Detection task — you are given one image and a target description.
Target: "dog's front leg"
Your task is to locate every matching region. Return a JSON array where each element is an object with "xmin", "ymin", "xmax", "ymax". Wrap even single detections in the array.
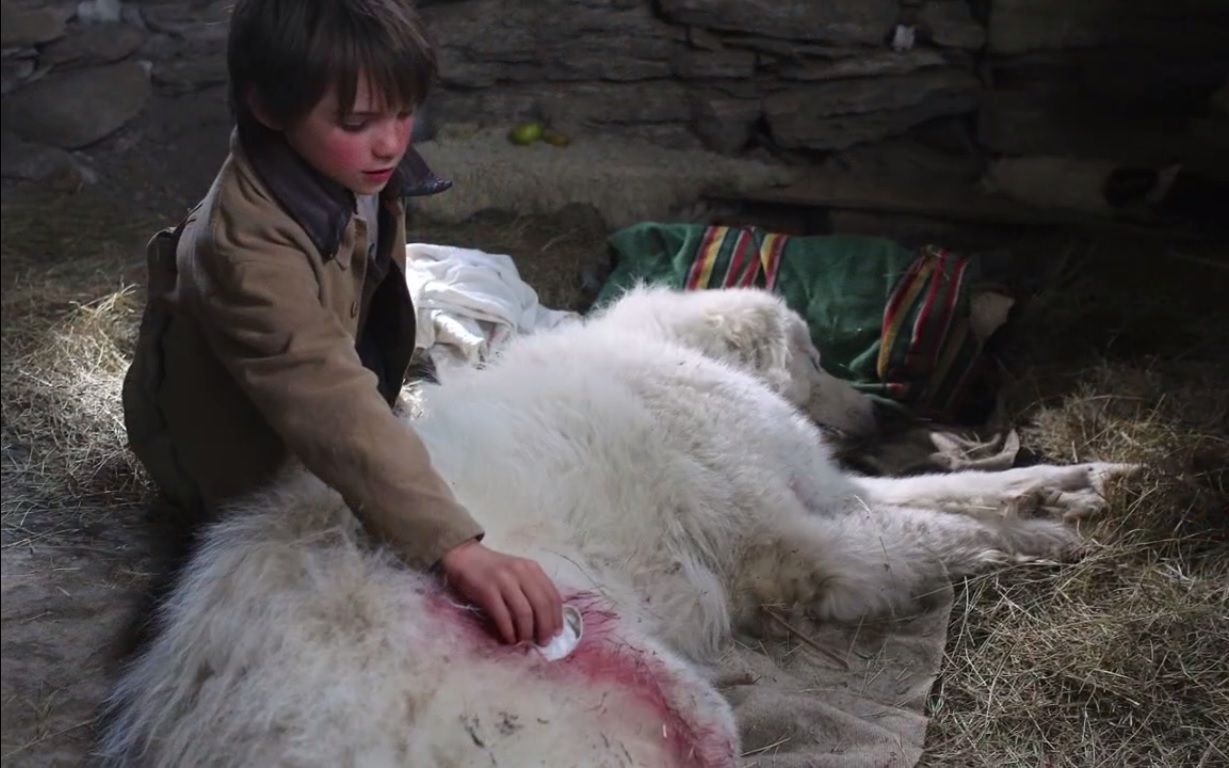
[{"xmin": 852, "ymin": 462, "xmax": 1140, "ymax": 520}]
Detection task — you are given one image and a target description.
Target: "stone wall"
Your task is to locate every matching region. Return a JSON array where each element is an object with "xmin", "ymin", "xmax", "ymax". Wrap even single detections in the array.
[
  {"xmin": 420, "ymin": 0, "xmax": 985, "ymax": 154},
  {"xmin": 2, "ymin": 0, "xmax": 232, "ymax": 185},
  {"xmin": 3, "ymin": 0, "xmax": 1227, "ymax": 191}
]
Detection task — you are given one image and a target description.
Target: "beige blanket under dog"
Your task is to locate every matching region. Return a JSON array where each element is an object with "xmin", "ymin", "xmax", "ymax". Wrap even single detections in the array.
[
  {"xmin": 719, "ymin": 420, "xmax": 1019, "ymax": 767},
  {"xmin": 721, "ymin": 587, "xmax": 953, "ymax": 768}
]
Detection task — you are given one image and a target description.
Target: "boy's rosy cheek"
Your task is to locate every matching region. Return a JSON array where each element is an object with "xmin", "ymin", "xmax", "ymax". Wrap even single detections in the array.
[{"xmin": 321, "ymin": 134, "xmax": 369, "ymax": 171}]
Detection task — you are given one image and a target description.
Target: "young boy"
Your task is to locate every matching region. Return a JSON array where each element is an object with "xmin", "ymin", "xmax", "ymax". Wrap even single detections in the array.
[{"xmin": 121, "ymin": 0, "xmax": 563, "ymax": 648}]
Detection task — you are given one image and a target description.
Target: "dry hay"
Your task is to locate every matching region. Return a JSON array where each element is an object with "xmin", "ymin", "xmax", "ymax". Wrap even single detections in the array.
[
  {"xmin": 921, "ymin": 237, "xmax": 1229, "ymax": 767},
  {"xmin": 925, "ymin": 363, "xmax": 1229, "ymax": 767},
  {"xmin": 1, "ymin": 194, "xmax": 158, "ymax": 546}
]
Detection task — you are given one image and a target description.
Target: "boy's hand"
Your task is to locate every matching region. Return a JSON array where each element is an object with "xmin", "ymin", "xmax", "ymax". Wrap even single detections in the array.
[{"xmin": 438, "ymin": 539, "xmax": 564, "ymax": 646}]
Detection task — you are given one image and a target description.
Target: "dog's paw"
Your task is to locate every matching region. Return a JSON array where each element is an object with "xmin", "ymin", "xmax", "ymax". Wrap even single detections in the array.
[
  {"xmin": 995, "ymin": 517, "xmax": 1088, "ymax": 561},
  {"xmin": 1051, "ymin": 461, "xmax": 1142, "ymax": 491},
  {"xmin": 1085, "ymin": 461, "xmax": 1144, "ymax": 491},
  {"xmin": 1007, "ymin": 485, "xmax": 1102, "ymax": 522},
  {"xmin": 1012, "ymin": 462, "xmax": 1142, "ymax": 521},
  {"xmin": 1063, "ymin": 462, "xmax": 1142, "ymax": 520}
]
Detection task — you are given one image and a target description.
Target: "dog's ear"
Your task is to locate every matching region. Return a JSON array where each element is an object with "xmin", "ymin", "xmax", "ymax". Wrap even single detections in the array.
[
  {"xmin": 784, "ymin": 314, "xmax": 821, "ymax": 368},
  {"xmin": 700, "ymin": 301, "xmax": 793, "ymax": 380}
]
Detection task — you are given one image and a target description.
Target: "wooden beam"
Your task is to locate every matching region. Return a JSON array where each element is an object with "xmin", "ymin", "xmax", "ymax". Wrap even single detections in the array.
[{"xmin": 704, "ymin": 170, "xmax": 1208, "ymax": 240}]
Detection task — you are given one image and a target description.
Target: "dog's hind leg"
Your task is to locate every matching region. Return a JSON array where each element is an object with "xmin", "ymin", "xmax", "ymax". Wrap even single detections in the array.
[{"xmin": 731, "ymin": 500, "xmax": 1082, "ymax": 633}]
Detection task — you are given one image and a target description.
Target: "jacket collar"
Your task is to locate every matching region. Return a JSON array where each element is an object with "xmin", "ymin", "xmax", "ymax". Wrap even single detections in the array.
[{"xmin": 234, "ymin": 124, "xmax": 452, "ymax": 258}]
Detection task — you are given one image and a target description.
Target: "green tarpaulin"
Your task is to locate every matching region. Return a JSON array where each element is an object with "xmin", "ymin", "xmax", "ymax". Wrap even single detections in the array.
[{"xmin": 593, "ymin": 221, "xmax": 1004, "ymax": 424}]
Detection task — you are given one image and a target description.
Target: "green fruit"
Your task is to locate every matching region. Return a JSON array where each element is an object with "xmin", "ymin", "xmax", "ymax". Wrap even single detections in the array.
[{"xmin": 508, "ymin": 122, "xmax": 544, "ymax": 145}]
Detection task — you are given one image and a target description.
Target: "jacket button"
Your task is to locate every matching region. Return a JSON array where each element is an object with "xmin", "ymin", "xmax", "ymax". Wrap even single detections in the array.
[{"xmin": 350, "ymin": 301, "xmax": 359, "ymax": 317}]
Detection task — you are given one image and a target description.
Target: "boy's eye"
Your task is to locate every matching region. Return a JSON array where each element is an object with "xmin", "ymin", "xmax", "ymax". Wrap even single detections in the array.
[{"xmin": 338, "ymin": 112, "xmax": 410, "ymax": 131}]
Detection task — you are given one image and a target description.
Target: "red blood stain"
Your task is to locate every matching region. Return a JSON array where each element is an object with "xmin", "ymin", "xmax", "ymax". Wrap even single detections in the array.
[{"xmin": 424, "ymin": 588, "xmax": 736, "ymax": 768}]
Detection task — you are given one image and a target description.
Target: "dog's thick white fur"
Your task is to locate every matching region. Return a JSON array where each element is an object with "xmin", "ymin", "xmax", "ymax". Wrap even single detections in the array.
[{"xmin": 96, "ymin": 285, "xmax": 1134, "ymax": 768}]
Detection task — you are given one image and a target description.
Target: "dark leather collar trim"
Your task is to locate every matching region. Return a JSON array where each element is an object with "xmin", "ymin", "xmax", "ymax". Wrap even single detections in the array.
[
  {"xmin": 399, "ymin": 146, "xmax": 454, "ymax": 198},
  {"xmin": 237, "ymin": 125, "xmax": 452, "ymax": 258}
]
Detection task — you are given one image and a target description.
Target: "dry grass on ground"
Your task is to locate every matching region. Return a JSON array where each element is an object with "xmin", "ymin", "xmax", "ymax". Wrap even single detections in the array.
[
  {"xmin": 921, "ymin": 238, "xmax": 1229, "ymax": 767},
  {"xmin": 1, "ymin": 194, "xmax": 161, "ymax": 546},
  {"xmin": 2, "ymin": 193, "xmax": 1225, "ymax": 766}
]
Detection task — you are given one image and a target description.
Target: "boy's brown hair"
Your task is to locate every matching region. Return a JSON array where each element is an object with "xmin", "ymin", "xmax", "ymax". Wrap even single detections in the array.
[{"xmin": 226, "ymin": 0, "xmax": 438, "ymax": 132}]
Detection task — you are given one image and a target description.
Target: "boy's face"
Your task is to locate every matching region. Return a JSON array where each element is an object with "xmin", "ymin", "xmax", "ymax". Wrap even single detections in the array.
[{"xmin": 277, "ymin": 75, "xmax": 415, "ymax": 197}]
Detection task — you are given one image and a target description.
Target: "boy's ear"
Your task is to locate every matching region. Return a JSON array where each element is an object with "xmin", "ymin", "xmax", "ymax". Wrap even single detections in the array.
[{"xmin": 246, "ymin": 86, "xmax": 282, "ymax": 131}]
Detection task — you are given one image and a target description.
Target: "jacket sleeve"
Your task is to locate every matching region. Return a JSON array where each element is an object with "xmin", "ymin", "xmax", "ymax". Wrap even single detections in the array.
[{"xmin": 187, "ymin": 231, "xmax": 484, "ymax": 571}]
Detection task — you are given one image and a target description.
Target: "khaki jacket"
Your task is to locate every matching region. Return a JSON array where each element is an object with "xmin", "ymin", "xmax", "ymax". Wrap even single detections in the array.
[{"xmin": 121, "ymin": 126, "xmax": 483, "ymax": 570}]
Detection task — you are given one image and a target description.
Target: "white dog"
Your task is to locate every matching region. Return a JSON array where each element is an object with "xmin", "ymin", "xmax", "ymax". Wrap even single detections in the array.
[{"xmin": 96, "ymin": 285, "xmax": 1133, "ymax": 768}]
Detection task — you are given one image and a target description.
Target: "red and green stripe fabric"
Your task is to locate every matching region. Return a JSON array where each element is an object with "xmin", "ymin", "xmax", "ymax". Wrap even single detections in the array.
[{"xmin": 593, "ymin": 222, "xmax": 1002, "ymax": 424}]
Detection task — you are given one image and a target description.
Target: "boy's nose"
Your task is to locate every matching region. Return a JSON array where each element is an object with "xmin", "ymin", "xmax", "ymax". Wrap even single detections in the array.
[{"xmin": 373, "ymin": 125, "xmax": 401, "ymax": 158}]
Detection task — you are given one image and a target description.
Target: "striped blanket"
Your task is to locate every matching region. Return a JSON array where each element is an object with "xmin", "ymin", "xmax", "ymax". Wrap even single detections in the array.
[{"xmin": 593, "ymin": 222, "xmax": 1007, "ymax": 424}]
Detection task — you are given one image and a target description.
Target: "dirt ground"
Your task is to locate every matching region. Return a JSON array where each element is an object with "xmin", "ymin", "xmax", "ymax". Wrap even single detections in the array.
[{"xmin": 2, "ymin": 88, "xmax": 1227, "ymax": 767}]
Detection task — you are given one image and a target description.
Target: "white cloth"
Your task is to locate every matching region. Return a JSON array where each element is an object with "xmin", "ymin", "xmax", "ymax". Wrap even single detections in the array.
[
  {"xmin": 532, "ymin": 605, "xmax": 584, "ymax": 662},
  {"xmin": 403, "ymin": 243, "xmax": 580, "ymax": 368}
]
